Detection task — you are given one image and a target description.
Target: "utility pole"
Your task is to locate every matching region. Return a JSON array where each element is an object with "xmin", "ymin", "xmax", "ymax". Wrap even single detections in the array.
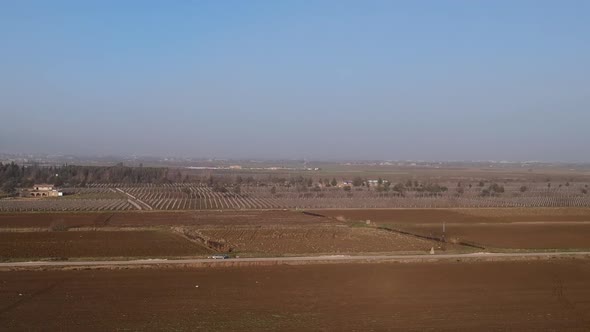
[{"xmin": 441, "ymin": 221, "xmax": 446, "ymax": 251}]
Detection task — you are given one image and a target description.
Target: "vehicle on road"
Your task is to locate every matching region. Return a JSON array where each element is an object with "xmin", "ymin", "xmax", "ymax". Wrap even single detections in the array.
[{"xmin": 209, "ymin": 255, "xmax": 230, "ymax": 259}]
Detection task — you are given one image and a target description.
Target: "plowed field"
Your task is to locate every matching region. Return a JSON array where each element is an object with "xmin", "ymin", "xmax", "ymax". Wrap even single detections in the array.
[
  {"xmin": 1, "ymin": 260, "xmax": 589, "ymax": 330},
  {"xmin": 313, "ymin": 208, "xmax": 590, "ymax": 223},
  {"xmin": 199, "ymin": 225, "xmax": 450, "ymax": 255},
  {"xmin": 314, "ymin": 208, "xmax": 590, "ymax": 249},
  {"xmin": 0, "ymin": 210, "xmax": 328, "ymax": 229},
  {"xmin": 0, "ymin": 231, "xmax": 210, "ymax": 260}
]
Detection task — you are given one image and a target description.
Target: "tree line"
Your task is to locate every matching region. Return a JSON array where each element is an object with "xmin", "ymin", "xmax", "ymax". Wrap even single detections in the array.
[{"xmin": 0, "ymin": 162, "xmax": 172, "ymax": 194}]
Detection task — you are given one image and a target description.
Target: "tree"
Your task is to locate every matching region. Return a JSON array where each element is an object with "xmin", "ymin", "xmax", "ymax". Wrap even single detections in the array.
[
  {"xmin": 53, "ymin": 176, "xmax": 64, "ymax": 187},
  {"xmin": 520, "ymin": 186, "xmax": 528, "ymax": 193},
  {"xmin": 177, "ymin": 170, "xmax": 184, "ymax": 182},
  {"xmin": 270, "ymin": 186, "xmax": 277, "ymax": 195},
  {"xmin": 233, "ymin": 185, "xmax": 241, "ymax": 195},
  {"xmin": 378, "ymin": 178, "xmax": 383, "ymax": 185},
  {"xmin": 212, "ymin": 183, "xmax": 228, "ymax": 193},
  {"xmin": 392, "ymin": 183, "xmax": 405, "ymax": 193},
  {"xmin": 488, "ymin": 183, "xmax": 504, "ymax": 195},
  {"xmin": 330, "ymin": 178, "xmax": 337, "ymax": 187},
  {"xmin": 352, "ymin": 177, "xmax": 363, "ymax": 187},
  {"xmin": 1, "ymin": 179, "xmax": 17, "ymax": 194},
  {"xmin": 383, "ymin": 182, "xmax": 391, "ymax": 192},
  {"xmin": 296, "ymin": 184, "xmax": 308, "ymax": 193}
]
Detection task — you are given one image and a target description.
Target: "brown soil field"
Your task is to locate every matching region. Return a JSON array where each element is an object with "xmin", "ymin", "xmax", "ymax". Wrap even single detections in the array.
[
  {"xmin": 396, "ymin": 223, "xmax": 590, "ymax": 249},
  {"xmin": 198, "ymin": 225, "xmax": 454, "ymax": 255},
  {"xmin": 3, "ymin": 208, "xmax": 590, "ymax": 230},
  {"xmin": 0, "ymin": 210, "xmax": 460, "ymax": 259},
  {"xmin": 313, "ymin": 208, "xmax": 590, "ymax": 250},
  {"xmin": 1, "ymin": 260, "xmax": 589, "ymax": 330},
  {"xmin": 313, "ymin": 208, "xmax": 590, "ymax": 224},
  {"xmin": 3, "ymin": 209, "xmax": 590, "ymax": 254},
  {"xmin": 0, "ymin": 210, "xmax": 329, "ymax": 229},
  {"xmin": 0, "ymin": 231, "xmax": 210, "ymax": 260}
]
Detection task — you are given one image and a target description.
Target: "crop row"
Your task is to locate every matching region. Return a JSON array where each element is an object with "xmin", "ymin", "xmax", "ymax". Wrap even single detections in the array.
[
  {"xmin": 0, "ymin": 199, "xmax": 134, "ymax": 212},
  {"xmin": 2, "ymin": 183, "xmax": 589, "ymax": 211}
]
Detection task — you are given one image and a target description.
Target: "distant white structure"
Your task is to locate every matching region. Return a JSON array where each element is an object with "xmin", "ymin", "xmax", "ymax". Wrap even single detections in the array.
[{"xmin": 367, "ymin": 179, "xmax": 389, "ymax": 187}]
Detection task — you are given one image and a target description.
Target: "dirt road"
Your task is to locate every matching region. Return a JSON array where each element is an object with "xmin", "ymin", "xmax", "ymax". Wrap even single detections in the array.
[{"xmin": 2, "ymin": 251, "xmax": 589, "ymax": 268}]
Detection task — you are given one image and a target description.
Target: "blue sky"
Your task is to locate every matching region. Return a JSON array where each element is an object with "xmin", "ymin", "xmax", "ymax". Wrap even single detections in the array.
[{"xmin": 1, "ymin": 1, "xmax": 589, "ymax": 161}]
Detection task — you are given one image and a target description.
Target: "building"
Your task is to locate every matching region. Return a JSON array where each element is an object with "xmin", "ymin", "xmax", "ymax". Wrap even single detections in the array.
[
  {"xmin": 25, "ymin": 184, "xmax": 63, "ymax": 197},
  {"xmin": 338, "ymin": 180, "xmax": 353, "ymax": 188},
  {"xmin": 366, "ymin": 179, "xmax": 390, "ymax": 187},
  {"xmin": 33, "ymin": 184, "xmax": 54, "ymax": 191}
]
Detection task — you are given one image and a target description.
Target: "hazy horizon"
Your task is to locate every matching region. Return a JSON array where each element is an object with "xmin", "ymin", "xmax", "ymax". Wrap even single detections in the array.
[{"xmin": 1, "ymin": 1, "xmax": 589, "ymax": 162}]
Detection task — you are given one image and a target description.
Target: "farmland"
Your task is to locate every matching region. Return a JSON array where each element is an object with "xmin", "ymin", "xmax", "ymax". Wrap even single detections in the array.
[
  {"xmin": 196, "ymin": 224, "xmax": 455, "ymax": 255},
  {"xmin": 0, "ymin": 210, "xmax": 461, "ymax": 261},
  {"xmin": 1, "ymin": 207, "xmax": 590, "ymax": 330},
  {"xmin": 1, "ymin": 259, "xmax": 590, "ymax": 330},
  {"xmin": 2, "ymin": 163, "xmax": 590, "ymax": 212},
  {"xmin": 0, "ymin": 210, "xmax": 330, "ymax": 229},
  {"xmin": 3, "ymin": 208, "xmax": 590, "ymax": 261},
  {"xmin": 0, "ymin": 230, "xmax": 210, "ymax": 261},
  {"xmin": 314, "ymin": 208, "xmax": 590, "ymax": 250},
  {"xmin": 1, "ymin": 180, "xmax": 590, "ymax": 212}
]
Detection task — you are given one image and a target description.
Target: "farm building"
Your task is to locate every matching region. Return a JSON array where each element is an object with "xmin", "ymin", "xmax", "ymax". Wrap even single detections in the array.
[
  {"xmin": 33, "ymin": 184, "xmax": 54, "ymax": 191},
  {"xmin": 338, "ymin": 180, "xmax": 354, "ymax": 187},
  {"xmin": 24, "ymin": 184, "xmax": 63, "ymax": 197},
  {"xmin": 367, "ymin": 179, "xmax": 389, "ymax": 187}
]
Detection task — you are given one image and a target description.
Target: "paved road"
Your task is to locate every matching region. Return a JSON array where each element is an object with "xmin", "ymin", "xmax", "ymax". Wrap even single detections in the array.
[{"xmin": 1, "ymin": 251, "xmax": 589, "ymax": 268}]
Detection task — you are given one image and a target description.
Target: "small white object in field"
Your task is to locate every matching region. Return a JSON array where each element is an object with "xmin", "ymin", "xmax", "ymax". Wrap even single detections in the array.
[
  {"xmin": 195, "ymin": 285, "xmax": 199, "ymax": 288},
  {"xmin": 18, "ymin": 293, "xmax": 23, "ymax": 296},
  {"xmin": 430, "ymin": 247, "xmax": 435, "ymax": 255}
]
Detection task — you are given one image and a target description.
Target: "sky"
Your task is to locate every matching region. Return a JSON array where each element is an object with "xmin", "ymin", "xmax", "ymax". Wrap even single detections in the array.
[{"xmin": 1, "ymin": 1, "xmax": 589, "ymax": 161}]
